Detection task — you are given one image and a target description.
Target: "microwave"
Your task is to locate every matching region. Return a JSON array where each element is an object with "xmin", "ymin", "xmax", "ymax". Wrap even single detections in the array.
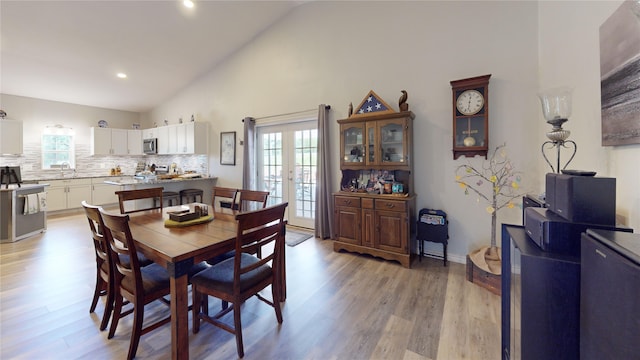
[{"xmin": 143, "ymin": 138, "xmax": 157, "ymax": 154}]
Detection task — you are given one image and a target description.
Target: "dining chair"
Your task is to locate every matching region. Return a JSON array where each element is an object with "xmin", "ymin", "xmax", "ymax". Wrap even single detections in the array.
[
  {"xmin": 191, "ymin": 202, "xmax": 288, "ymax": 358},
  {"xmin": 115, "ymin": 187, "xmax": 164, "ymax": 214},
  {"xmin": 211, "ymin": 186, "xmax": 239, "ymax": 212},
  {"xmin": 82, "ymin": 201, "xmax": 154, "ymax": 332},
  {"xmin": 99, "ymin": 208, "xmax": 172, "ymax": 360},
  {"xmin": 83, "ymin": 201, "xmax": 116, "ymax": 331},
  {"xmin": 238, "ymin": 189, "xmax": 269, "ymax": 212}
]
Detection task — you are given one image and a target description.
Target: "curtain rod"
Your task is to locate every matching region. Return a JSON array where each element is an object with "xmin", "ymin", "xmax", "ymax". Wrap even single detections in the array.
[{"xmin": 243, "ymin": 105, "xmax": 330, "ymax": 122}]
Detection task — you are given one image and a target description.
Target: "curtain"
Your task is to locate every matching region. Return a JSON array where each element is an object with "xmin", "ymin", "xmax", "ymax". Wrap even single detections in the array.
[
  {"xmin": 315, "ymin": 104, "xmax": 334, "ymax": 239},
  {"xmin": 242, "ymin": 117, "xmax": 256, "ymax": 191}
]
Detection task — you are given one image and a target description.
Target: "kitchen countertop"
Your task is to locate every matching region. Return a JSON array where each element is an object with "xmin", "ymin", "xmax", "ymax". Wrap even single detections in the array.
[{"xmin": 104, "ymin": 176, "xmax": 218, "ymax": 186}]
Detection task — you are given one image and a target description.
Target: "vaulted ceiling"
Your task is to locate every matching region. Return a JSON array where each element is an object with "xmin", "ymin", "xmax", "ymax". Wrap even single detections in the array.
[{"xmin": 1, "ymin": 1, "xmax": 300, "ymax": 112}]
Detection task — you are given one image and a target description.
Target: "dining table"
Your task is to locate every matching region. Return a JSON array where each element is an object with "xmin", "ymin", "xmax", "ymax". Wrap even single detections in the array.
[{"xmin": 124, "ymin": 202, "xmax": 287, "ymax": 360}]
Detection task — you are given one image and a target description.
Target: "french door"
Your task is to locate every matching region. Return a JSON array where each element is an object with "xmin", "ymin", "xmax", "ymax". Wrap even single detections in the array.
[{"xmin": 257, "ymin": 121, "xmax": 317, "ymax": 229}]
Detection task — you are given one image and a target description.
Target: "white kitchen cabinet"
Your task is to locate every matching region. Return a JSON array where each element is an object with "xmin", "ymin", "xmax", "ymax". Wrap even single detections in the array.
[
  {"xmin": 157, "ymin": 126, "xmax": 170, "ymax": 154},
  {"xmin": 40, "ymin": 178, "xmax": 92, "ymax": 211},
  {"xmin": 91, "ymin": 128, "xmax": 139, "ymax": 155},
  {"xmin": 172, "ymin": 122, "xmax": 207, "ymax": 154},
  {"xmin": 183, "ymin": 122, "xmax": 208, "ymax": 154},
  {"xmin": 91, "ymin": 177, "xmax": 122, "ymax": 205},
  {"xmin": 0, "ymin": 119, "xmax": 24, "ymax": 155},
  {"xmin": 111, "ymin": 129, "xmax": 128, "ymax": 155},
  {"xmin": 127, "ymin": 130, "xmax": 143, "ymax": 155},
  {"xmin": 91, "ymin": 127, "xmax": 112, "ymax": 155},
  {"xmin": 142, "ymin": 128, "xmax": 157, "ymax": 140}
]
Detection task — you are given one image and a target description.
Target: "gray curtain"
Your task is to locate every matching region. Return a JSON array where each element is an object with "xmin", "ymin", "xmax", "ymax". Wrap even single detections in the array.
[
  {"xmin": 315, "ymin": 104, "xmax": 334, "ymax": 239},
  {"xmin": 242, "ymin": 117, "xmax": 256, "ymax": 190}
]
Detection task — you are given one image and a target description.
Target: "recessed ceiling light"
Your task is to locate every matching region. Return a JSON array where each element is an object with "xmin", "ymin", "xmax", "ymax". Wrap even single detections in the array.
[
  {"xmin": 183, "ymin": 0, "xmax": 194, "ymax": 9},
  {"xmin": 117, "ymin": 73, "xmax": 127, "ymax": 79}
]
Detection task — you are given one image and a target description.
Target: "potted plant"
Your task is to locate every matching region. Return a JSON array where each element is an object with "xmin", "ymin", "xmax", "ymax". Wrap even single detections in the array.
[{"xmin": 455, "ymin": 143, "xmax": 526, "ymax": 285}]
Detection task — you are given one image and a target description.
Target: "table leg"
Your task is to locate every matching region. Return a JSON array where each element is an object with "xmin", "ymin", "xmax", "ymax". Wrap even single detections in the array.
[{"xmin": 170, "ymin": 273, "xmax": 189, "ymax": 360}]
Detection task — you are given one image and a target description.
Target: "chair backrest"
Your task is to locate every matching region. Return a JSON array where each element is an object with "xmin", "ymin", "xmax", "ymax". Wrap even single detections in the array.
[
  {"xmin": 238, "ymin": 190, "xmax": 269, "ymax": 212},
  {"xmin": 115, "ymin": 187, "xmax": 163, "ymax": 214},
  {"xmin": 82, "ymin": 201, "xmax": 110, "ymax": 276},
  {"xmin": 98, "ymin": 209, "xmax": 143, "ymax": 298},
  {"xmin": 233, "ymin": 202, "xmax": 288, "ymax": 291},
  {"xmin": 212, "ymin": 187, "xmax": 238, "ymax": 211}
]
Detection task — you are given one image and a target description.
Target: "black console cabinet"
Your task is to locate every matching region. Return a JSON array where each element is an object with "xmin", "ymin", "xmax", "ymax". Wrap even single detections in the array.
[{"xmin": 501, "ymin": 224, "xmax": 581, "ymax": 360}]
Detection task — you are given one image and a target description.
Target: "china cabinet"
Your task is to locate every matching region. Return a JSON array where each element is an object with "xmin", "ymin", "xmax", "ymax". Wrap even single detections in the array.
[{"xmin": 333, "ymin": 91, "xmax": 415, "ymax": 268}]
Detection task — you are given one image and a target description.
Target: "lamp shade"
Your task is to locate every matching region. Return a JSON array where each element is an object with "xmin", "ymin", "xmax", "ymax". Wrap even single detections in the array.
[{"xmin": 538, "ymin": 87, "xmax": 573, "ymax": 121}]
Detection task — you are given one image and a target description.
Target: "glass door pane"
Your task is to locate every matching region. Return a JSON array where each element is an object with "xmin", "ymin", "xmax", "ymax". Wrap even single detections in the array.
[{"xmin": 257, "ymin": 121, "xmax": 316, "ymax": 229}]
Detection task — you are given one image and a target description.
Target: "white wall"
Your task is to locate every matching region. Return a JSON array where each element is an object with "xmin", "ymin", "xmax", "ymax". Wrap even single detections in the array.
[
  {"xmin": 538, "ymin": 0, "xmax": 639, "ymax": 231},
  {"xmin": 149, "ymin": 1, "xmax": 541, "ymax": 261}
]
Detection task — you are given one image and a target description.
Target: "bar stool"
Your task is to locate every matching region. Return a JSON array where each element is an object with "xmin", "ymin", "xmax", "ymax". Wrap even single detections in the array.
[
  {"xmin": 180, "ymin": 188, "xmax": 204, "ymax": 204},
  {"xmin": 155, "ymin": 191, "xmax": 180, "ymax": 207}
]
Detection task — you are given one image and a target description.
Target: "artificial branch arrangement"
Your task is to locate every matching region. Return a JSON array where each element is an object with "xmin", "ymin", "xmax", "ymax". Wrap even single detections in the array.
[{"xmin": 455, "ymin": 143, "xmax": 526, "ymax": 273}]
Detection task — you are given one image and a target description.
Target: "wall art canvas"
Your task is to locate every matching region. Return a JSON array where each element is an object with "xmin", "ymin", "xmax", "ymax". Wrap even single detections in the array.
[{"xmin": 600, "ymin": 0, "xmax": 640, "ymax": 146}]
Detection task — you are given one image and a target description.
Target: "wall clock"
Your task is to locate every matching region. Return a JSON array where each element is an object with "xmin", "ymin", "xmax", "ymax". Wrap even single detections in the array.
[{"xmin": 450, "ymin": 74, "xmax": 491, "ymax": 159}]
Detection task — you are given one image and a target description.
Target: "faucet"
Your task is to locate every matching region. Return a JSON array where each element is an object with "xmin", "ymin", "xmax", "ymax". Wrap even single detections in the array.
[{"xmin": 60, "ymin": 162, "xmax": 70, "ymax": 176}]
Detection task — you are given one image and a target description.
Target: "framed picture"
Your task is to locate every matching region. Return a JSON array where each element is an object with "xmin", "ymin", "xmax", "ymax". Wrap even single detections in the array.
[
  {"xmin": 600, "ymin": 1, "xmax": 640, "ymax": 146},
  {"xmin": 220, "ymin": 131, "xmax": 236, "ymax": 165}
]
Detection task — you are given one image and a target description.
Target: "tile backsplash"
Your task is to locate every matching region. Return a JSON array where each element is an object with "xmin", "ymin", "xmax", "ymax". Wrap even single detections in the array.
[{"xmin": 0, "ymin": 143, "xmax": 209, "ymax": 180}]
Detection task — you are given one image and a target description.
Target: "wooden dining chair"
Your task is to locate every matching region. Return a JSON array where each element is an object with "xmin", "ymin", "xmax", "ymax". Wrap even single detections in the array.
[
  {"xmin": 82, "ymin": 201, "xmax": 115, "ymax": 331},
  {"xmin": 115, "ymin": 187, "xmax": 164, "ymax": 214},
  {"xmin": 99, "ymin": 208, "xmax": 172, "ymax": 360},
  {"xmin": 83, "ymin": 201, "xmax": 155, "ymax": 332},
  {"xmin": 191, "ymin": 202, "xmax": 288, "ymax": 358},
  {"xmin": 238, "ymin": 189, "xmax": 269, "ymax": 212},
  {"xmin": 211, "ymin": 186, "xmax": 239, "ymax": 212}
]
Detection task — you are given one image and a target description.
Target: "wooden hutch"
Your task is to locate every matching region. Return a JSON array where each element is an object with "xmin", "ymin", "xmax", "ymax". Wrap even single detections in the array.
[{"xmin": 333, "ymin": 90, "xmax": 416, "ymax": 268}]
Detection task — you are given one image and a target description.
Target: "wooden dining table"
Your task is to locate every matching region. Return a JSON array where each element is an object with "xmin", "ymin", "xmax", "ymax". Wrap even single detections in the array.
[{"xmin": 124, "ymin": 202, "xmax": 286, "ymax": 360}]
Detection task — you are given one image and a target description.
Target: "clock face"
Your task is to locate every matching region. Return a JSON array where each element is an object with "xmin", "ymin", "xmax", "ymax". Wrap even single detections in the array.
[{"xmin": 456, "ymin": 89, "xmax": 485, "ymax": 116}]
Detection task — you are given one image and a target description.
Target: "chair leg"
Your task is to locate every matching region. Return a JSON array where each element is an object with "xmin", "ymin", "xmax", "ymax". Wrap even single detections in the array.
[
  {"xmin": 90, "ymin": 272, "xmax": 103, "ymax": 313},
  {"xmin": 127, "ymin": 299, "xmax": 144, "ymax": 360},
  {"xmin": 233, "ymin": 303, "xmax": 244, "ymax": 358},
  {"xmin": 108, "ymin": 295, "xmax": 123, "ymax": 339},
  {"xmin": 100, "ymin": 280, "xmax": 114, "ymax": 331},
  {"xmin": 272, "ymin": 285, "xmax": 283, "ymax": 324}
]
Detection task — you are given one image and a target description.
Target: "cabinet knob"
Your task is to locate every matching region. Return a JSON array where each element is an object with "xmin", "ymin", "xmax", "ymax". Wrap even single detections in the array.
[{"xmin": 386, "ymin": 203, "xmax": 395, "ymax": 208}]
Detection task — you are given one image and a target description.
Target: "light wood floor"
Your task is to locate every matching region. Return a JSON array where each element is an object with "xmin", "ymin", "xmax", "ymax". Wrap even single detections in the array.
[{"xmin": 0, "ymin": 213, "xmax": 500, "ymax": 360}]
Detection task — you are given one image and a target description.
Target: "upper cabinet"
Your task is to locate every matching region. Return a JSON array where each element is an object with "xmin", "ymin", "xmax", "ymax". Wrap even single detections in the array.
[
  {"xmin": 0, "ymin": 119, "xmax": 23, "ymax": 155},
  {"xmin": 127, "ymin": 130, "xmax": 143, "ymax": 155},
  {"xmin": 160, "ymin": 122, "xmax": 208, "ymax": 155},
  {"xmin": 91, "ymin": 128, "xmax": 142, "ymax": 155},
  {"xmin": 91, "ymin": 122, "xmax": 207, "ymax": 156},
  {"xmin": 339, "ymin": 111, "xmax": 413, "ymax": 171}
]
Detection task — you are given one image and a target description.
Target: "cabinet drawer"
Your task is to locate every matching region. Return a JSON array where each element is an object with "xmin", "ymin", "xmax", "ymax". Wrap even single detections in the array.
[
  {"xmin": 335, "ymin": 196, "xmax": 360, "ymax": 208},
  {"xmin": 362, "ymin": 198, "xmax": 374, "ymax": 209},
  {"xmin": 375, "ymin": 199, "xmax": 406, "ymax": 212}
]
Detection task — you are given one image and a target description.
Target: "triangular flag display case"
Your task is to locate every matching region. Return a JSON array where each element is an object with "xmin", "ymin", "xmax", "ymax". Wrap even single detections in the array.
[{"xmin": 333, "ymin": 90, "xmax": 416, "ymax": 268}]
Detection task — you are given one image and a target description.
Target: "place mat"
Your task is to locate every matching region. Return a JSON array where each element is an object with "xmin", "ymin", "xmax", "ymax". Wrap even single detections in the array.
[
  {"xmin": 286, "ymin": 229, "xmax": 314, "ymax": 247},
  {"xmin": 164, "ymin": 214, "xmax": 214, "ymax": 228}
]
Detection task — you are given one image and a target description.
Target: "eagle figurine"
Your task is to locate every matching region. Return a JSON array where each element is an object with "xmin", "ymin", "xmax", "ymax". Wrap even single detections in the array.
[{"xmin": 399, "ymin": 90, "xmax": 409, "ymax": 111}]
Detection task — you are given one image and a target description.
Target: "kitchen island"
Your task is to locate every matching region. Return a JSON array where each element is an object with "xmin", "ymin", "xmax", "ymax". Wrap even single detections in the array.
[
  {"xmin": 104, "ymin": 175, "xmax": 218, "ymax": 212},
  {"xmin": 0, "ymin": 184, "xmax": 48, "ymax": 242}
]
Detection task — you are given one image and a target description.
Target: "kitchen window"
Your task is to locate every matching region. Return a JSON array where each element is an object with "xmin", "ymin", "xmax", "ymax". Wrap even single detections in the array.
[{"xmin": 41, "ymin": 125, "xmax": 75, "ymax": 169}]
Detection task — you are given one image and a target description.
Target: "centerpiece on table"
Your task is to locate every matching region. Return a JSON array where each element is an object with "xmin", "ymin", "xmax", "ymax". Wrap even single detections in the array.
[{"xmin": 454, "ymin": 143, "xmax": 526, "ymax": 294}]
